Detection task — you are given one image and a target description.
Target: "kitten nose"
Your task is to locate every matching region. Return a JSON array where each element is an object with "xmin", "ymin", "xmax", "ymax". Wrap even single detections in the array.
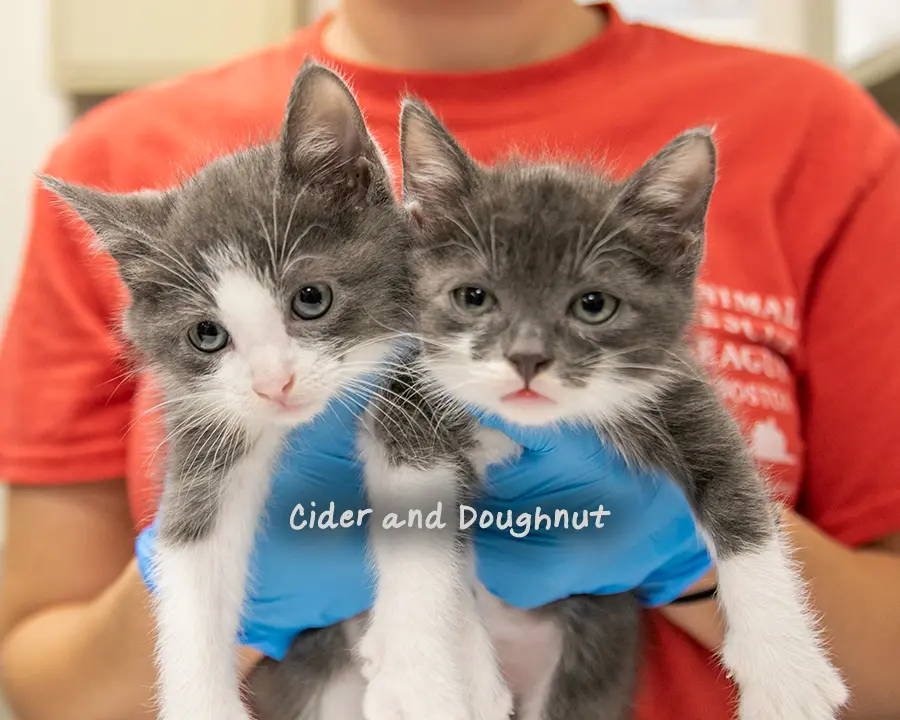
[
  {"xmin": 506, "ymin": 354, "xmax": 552, "ymax": 386},
  {"xmin": 253, "ymin": 374, "xmax": 295, "ymax": 401}
]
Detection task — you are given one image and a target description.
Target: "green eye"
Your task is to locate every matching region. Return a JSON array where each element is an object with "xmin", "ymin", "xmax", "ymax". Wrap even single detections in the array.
[
  {"xmin": 571, "ymin": 292, "xmax": 620, "ymax": 324},
  {"xmin": 188, "ymin": 321, "xmax": 229, "ymax": 353},
  {"xmin": 451, "ymin": 286, "xmax": 497, "ymax": 315}
]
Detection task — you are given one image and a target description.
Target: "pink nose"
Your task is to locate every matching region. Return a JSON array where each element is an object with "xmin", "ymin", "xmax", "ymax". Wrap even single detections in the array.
[{"xmin": 253, "ymin": 375, "xmax": 295, "ymax": 401}]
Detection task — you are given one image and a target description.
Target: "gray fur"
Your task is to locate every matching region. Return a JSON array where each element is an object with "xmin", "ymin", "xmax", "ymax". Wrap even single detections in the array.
[
  {"xmin": 44, "ymin": 62, "xmax": 418, "ymax": 718},
  {"xmin": 359, "ymin": 99, "xmax": 775, "ymax": 719},
  {"xmin": 540, "ymin": 593, "xmax": 642, "ymax": 720},
  {"xmin": 397, "ymin": 97, "xmax": 772, "ymax": 547},
  {"xmin": 368, "ymin": 355, "xmax": 481, "ymax": 472},
  {"xmin": 247, "ymin": 624, "xmax": 355, "ymax": 718},
  {"xmin": 42, "ymin": 61, "xmax": 414, "ymax": 548}
]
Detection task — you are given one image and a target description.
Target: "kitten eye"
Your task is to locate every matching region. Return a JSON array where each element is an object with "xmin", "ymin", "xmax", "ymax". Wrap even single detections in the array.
[
  {"xmin": 571, "ymin": 292, "xmax": 620, "ymax": 324},
  {"xmin": 451, "ymin": 286, "xmax": 497, "ymax": 315},
  {"xmin": 188, "ymin": 321, "xmax": 229, "ymax": 353},
  {"xmin": 291, "ymin": 283, "xmax": 333, "ymax": 320}
]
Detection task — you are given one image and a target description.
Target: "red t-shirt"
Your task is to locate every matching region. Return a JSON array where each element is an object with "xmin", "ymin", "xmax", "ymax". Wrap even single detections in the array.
[{"xmin": 3, "ymin": 4, "xmax": 900, "ymax": 718}]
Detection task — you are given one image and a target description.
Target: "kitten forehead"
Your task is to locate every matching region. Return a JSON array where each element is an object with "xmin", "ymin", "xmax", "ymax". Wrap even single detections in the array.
[{"xmin": 213, "ymin": 270, "xmax": 287, "ymax": 351}]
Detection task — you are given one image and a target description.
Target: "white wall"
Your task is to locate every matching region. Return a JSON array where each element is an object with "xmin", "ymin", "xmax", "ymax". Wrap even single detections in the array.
[
  {"xmin": 839, "ymin": 0, "xmax": 900, "ymax": 67},
  {"xmin": 0, "ymin": 0, "xmax": 72, "ymax": 543},
  {"xmin": 0, "ymin": 0, "xmax": 72, "ymax": 323},
  {"xmin": 310, "ymin": 0, "xmax": 336, "ymax": 18}
]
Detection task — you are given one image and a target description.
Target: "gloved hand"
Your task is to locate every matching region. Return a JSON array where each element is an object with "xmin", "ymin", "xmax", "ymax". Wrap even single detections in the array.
[
  {"xmin": 135, "ymin": 391, "xmax": 376, "ymax": 661},
  {"xmin": 470, "ymin": 414, "xmax": 712, "ymax": 609},
  {"xmin": 136, "ymin": 397, "xmax": 712, "ymax": 661}
]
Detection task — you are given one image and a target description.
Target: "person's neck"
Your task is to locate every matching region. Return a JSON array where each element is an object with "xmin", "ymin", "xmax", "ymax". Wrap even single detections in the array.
[{"xmin": 322, "ymin": 1, "xmax": 606, "ymax": 72}]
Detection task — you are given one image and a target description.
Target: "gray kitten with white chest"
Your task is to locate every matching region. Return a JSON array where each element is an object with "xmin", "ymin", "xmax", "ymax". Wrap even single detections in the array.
[
  {"xmin": 41, "ymin": 62, "xmax": 415, "ymax": 720},
  {"xmin": 351, "ymin": 102, "xmax": 851, "ymax": 720}
]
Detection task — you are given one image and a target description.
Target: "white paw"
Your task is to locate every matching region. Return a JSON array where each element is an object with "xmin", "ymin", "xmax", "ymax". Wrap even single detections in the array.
[
  {"xmin": 716, "ymin": 538, "xmax": 850, "ymax": 720},
  {"xmin": 728, "ymin": 646, "xmax": 849, "ymax": 720},
  {"xmin": 737, "ymin": 671, "xmax": 848, "ymax": 720},
  {"xmin": 363, "ymin": 666, "xmax": 470, "ymax": 720},
  {"xmin": 470, "ymin": 427, "xmax": 521, "ymax": 476},
  {"xmin": 464, "ymin": 619, "xmax": 513, "ymax": 720}
]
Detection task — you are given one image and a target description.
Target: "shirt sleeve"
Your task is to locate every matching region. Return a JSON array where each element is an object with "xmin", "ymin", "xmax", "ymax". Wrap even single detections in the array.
[
  {"xmin": 0, "ymin": 135, "xmax": 136, "ymax": 484},
  {"xmin": 796, "ymin": 80, "xmax": 900, "ymax": 547}
]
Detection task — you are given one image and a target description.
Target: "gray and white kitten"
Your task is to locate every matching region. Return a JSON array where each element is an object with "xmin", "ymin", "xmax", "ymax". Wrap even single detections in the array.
[
  {"xmin": 42, "ymin": 62, "xmax": 413, "ymax": 720},
  {"xmin": 248, "ymin": 104, "xmax": 850, "ymax": 720},
  {"xmin": 364, "ymin": 102, "xmax": 850, "ymax": 720}
]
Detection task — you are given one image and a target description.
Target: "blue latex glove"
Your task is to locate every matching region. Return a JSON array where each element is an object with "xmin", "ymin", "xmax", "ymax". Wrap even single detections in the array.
[
  {"xmin": 470, "ymin": 415, "xmax": 713, "ymax": 609},
  {"xmin": 136, "ymin": 392, "xmax": 376, "ymax": 660},
  {"xmin": 136, "ymin": 397, "xmax": 711, "ymax": 660}
]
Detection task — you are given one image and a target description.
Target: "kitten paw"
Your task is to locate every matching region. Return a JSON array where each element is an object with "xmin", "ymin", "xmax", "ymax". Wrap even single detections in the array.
[
  {"xmin": 363, "ymin": 666, "xmax": 470, "ymax": 720},
  {"xmin": 464, "ymin": 619, "xmax": 513, "ymax": 720},
  {"xmin": 729, "ymin": 648, "xmax": 849, "ymax": 720},
  {"xmin": 470, "ymin": 427, "xmax": 521, "ymax": 476},
  {"xmin": 738, "ymin": 674, "xmax": 848, "ymax": 720},
  {"xmin": 717, "ymin": 546, "xmax": 850, "ymax": 720}
]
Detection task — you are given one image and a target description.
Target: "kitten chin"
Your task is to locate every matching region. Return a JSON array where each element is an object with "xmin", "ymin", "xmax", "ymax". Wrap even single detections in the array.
[{"xmin": 422, "ymin": 350, "xmax": 661, "ymax": 428}]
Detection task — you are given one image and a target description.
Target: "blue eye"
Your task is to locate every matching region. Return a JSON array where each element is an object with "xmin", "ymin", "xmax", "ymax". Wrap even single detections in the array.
[
  {"xmin": 291, "ymin": 283, "xmax": 333, "ymax": 320},
  {"xmin": 188, "ymin": 321, "xmax": 229, "ymax": 353}
]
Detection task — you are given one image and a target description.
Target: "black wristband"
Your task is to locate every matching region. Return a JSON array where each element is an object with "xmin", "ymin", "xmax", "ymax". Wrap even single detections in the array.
[{"xmin": 669, "ymin": 585, "xmax": 718, "ymax": 604}]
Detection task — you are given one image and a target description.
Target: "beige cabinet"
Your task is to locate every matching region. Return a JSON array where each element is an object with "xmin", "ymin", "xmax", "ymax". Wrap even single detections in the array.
[{"xmin": 49, "ymin": 0, "xmax": 311, "ymax": 93}]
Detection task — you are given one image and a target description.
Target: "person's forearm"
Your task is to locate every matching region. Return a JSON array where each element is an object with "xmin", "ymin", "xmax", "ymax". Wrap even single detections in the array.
[
  {"xmin": 0, "ymin": 558, "xmax": 158, "ymax": 719},
  {"xmin": 659, "ymin": 509, "xmax": 900, "ymax": 719},
  {"xmin": 0, "ymin": 558, "xmax": 263, "ymax": 720}
]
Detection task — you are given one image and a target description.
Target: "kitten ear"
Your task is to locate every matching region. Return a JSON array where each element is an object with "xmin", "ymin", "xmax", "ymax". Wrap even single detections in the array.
[
  {"xmin": 618, "ymin": 128, "xmax": 716, "ymax": 266},
  {"xmin": 279, "ymin": 60, "xmax": 385, "ymax": 204},
  {"xmin": 400, "ymin": 98, "xmax": 478, "ymax": 226},
  {"xmin": 39, "ymin": 175, "xmax": 174, "ymax": 266}
]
